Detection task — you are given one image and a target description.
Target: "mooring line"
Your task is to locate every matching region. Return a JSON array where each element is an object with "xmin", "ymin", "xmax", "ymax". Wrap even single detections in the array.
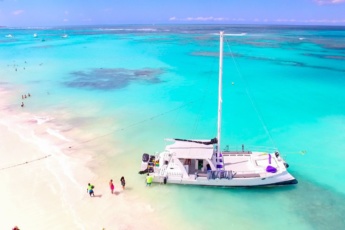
[{"xmin": 0, "ymin": 154, "xmax": 51, "ymax": 171}]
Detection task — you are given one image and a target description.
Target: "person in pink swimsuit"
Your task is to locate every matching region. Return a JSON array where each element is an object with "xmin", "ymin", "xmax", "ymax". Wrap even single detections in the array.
[{"xmin": 109, "ymin": 179, "xmax": 115, "ymax": 194}]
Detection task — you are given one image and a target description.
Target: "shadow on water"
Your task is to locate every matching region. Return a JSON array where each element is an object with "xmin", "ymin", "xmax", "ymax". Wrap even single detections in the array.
[
  {"xmin": 155, "ymin": 174, "xmax": 345, "ymax": 229},
  {"xmin": 285, "ymin": 173, "xmax": 345, "ymax": 230}
]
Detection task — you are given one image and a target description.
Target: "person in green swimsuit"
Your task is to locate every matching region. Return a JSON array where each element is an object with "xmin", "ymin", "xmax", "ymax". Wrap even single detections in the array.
[
  {"xmin": 146, "ymin": 174, "xmax": 153, "ymax": 186},
  {"xmin": 87, "ymin": 183, "xmax": 95, "ymax": 197}
]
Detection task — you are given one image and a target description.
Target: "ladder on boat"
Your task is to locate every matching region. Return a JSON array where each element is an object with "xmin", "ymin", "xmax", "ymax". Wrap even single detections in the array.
[{"xmin": 159, "ymin": 165, "xmax": 168, "ymax": 177}]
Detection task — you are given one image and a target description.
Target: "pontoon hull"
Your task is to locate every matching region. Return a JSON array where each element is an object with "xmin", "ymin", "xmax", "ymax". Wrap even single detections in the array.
[{"xmin": 152, "ymin": 172, "xmax": 297, "ymax": 187}]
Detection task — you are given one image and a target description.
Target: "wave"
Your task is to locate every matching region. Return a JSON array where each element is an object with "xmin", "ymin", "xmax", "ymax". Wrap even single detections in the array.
[
  {"xmin": 32, "ymin": 116, "xmax": 53, "ymax": 125},
  {"xmin": 46, "ymin": 128, "xmax": 71, "ymax": 142},
  {"xmin": 97, "ymin": 28, "xmax": 157, "ymax": 32},
  {"xmin": 210, "ymin": 32, "xmax": 247, "ymax": 36}
]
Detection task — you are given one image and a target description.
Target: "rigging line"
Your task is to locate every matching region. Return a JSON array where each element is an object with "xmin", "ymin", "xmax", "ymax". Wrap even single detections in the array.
[
  {"xmin": 189, "ymin": 45, "xmax": 218, "ymax": 140},
  {"xmin": 69, "ymin": 98, "xmax": 199, "ymax": 148},
  {"xmin": 224, "ymin": 38, "xmax": 277, "ymax": 148},
  {"xmin": 0, "ymin": 154, "xmax": 51, "ymax": 171}
]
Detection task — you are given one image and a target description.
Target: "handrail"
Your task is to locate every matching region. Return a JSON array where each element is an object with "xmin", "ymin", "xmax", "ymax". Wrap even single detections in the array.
[{"xmin": 223, "ymin": 145, "xmax": 279, "ymax": 153}]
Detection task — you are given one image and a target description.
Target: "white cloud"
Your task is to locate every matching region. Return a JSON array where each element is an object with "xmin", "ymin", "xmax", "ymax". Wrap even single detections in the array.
[
  {"xmin": 169, "ymin": 16, "xmax": 345, "ymax": 25},
  {"xmin": 170, "ymin": 16, "xmax": 228, "ymax": 22},
  {"xmin": 275, "ymin": 19, "xmax": 297, "ymax": 22},
  {"xmin": 302, "ymin": 18, "xmax": 345, "ymax": 23},
  {"xmin": 273, "ymin": 18, "xmax": 345, "ymax": 24},
  {"xmin": 186, "ymin": 17, "xmax": 228, "ymax": 21},
  {"xmin": 12, "ymin": 10, "xmax": 24, "ymax": 16},
  {"xmin": 231, "ymin": 18, "xmax": 245, "ymax": 21},
  {"xmin": 314, "ymin": 0, "xmax": 345, "ymax": 4}
]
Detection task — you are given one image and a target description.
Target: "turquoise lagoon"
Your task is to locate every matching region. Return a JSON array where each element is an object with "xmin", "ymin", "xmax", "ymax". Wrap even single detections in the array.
[{"xmin": 1, "ymin": 25, "xmax": 345, "ymax": 229}]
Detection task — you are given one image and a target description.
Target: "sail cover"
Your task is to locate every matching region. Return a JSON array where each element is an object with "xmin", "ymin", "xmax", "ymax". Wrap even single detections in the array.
[{"xmin": 165, "ymin": 139, "xmax": 214, "ymax": 159}]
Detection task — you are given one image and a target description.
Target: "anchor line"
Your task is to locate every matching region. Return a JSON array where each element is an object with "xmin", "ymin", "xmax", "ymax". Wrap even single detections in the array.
[
  {"xmin": 69, "ymin": 98, "xmax": 199, "ymax": 148},
  {"xmin": 0, "ymin": 154, "xmax": 51, "ymax": 171}
]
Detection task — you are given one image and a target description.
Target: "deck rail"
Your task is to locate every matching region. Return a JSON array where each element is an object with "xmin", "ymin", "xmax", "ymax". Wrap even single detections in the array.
[
  {"xmin": 223, "ymin": 145, "xmax": 279, "ymax": 153},
  {"xmin": 195, "ymin": 169, "xmax": 275, "ymax": 179}
]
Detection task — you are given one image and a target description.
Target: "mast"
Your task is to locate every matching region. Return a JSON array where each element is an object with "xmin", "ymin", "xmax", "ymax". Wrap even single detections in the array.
[{"xmin": 217, "ymin": 31, "xmax": 224, "ymax": 162}]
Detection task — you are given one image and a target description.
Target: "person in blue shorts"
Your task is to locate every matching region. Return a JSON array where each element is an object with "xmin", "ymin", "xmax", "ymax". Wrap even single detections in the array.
[{"xmin": 87, "ymin": 183, "xmax": 95, "ymax": 197}]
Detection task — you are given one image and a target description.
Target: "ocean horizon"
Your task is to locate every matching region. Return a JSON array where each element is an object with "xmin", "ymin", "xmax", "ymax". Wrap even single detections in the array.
[{"xmin": 1, "ymin": 24, "xmax": 344, "ymax": 229}]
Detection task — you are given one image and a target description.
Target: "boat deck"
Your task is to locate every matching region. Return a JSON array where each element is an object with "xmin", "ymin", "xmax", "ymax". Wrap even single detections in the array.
[{"xmin": 222, "ymin": 152, "xmax": 278, "ymax": 173}]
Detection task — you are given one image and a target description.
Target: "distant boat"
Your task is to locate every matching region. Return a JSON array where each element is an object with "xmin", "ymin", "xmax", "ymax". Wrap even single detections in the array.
[
  {"xmin": 33, "ymin": 33, "xmax": 38, "ymax": 38},
  {"xmin": 139, "ymin": 32, "xmax": 298, "ymax": 187},
  {"xmin": 61, "ymin": 29, "xmax": 68, "ymax": 38},
  {"xmin": 5, "ymin": 34, "xmax": 13, "ymax": 38}
]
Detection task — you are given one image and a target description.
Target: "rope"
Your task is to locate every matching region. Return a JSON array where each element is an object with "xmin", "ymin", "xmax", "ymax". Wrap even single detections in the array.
[
  {"xmin": 69, "ymin": 98, "xmax": 200, "ymax": 148},
  {"xmin": 0, "ymin": 154, "xmax": 51, "ymax": 171},
  {"xmin": 224, "ymin": 38, "xmax": 277, "ymax": 148},
  {"xmin": 189, "ymin": 44, "xmax": 218, "ymax": 139}
]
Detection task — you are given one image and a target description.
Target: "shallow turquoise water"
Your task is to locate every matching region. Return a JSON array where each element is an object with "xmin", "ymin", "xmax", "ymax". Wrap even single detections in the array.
[{"xmin": 1, "ymin": 25, "xmax": 345, "ymax": 229}]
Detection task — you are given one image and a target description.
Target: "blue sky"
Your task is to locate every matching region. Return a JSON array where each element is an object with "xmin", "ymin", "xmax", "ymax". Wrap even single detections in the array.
[{"xmin": 1, "ymin": 0, "xmax": 345, "ymax": 26}]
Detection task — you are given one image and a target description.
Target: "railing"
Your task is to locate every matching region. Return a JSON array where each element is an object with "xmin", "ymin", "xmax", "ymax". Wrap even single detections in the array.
[
  {"xmin": 167, "ymin": 171, "xmax": 183, "ymax": 177},
  {"xmin": 195, "ymin": 170, "xmax": 233, "ymax": 180},
  {"xmin": 233, "ymin": 169, "xmax": 277, "ymax": 178},
  {"xmin": 223, "ymin": 145, "xmax": 278, "ymax": 153},
  {"xmin": 194, "ymin": 169, "xmax": 278, "ymax": 180}
]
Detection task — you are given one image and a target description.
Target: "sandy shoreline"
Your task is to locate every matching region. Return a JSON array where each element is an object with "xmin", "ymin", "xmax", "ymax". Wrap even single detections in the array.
[{"xmin": 0, "ymin": 86, "xmax": 168, "ymax": 230}]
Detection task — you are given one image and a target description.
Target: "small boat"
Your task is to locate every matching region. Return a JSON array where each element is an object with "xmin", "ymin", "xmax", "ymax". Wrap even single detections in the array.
[
  {"xmin": 33, "ymin": 33, "xmax": 38, "ymax": 38},
  {"xmin": 5, "ymin": 34, "xmax": 13, "ymax": 38},
  {"xmin": 139, "ymin": 32, "xmax": 298, "ymax": 187},
  {"xmin": 61, "ymin": 28, "xmax": 68, "ymax": 38}
]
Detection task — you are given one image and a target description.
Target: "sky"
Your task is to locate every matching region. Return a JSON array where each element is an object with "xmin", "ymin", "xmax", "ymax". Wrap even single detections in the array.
[{"xmin": 1, "ymin": 0, "xmax": 345, "ymax": 27}]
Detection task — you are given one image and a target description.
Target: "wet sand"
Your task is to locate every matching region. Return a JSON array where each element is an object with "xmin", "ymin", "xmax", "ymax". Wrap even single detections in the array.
[{"xmin": 0, "ymin": 86, "xmax": 166, "ymax": 230}]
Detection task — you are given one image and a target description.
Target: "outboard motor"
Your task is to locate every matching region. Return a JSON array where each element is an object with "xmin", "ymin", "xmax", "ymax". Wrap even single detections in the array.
[
  {"xmin": 140, "ymin": 153, "xmax": 150, "ymax": 172},
  {"xmin": 142, "ymin": 153, "xmax": 149, "ymax": 162},
  {"xmin": 149, "ymin": 155, "xmax": 155, "ymax": 163}
]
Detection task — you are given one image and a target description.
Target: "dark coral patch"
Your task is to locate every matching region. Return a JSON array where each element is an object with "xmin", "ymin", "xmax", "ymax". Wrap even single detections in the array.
[{"xmin": 65, "ymin": 68, "xmax": 165, "ymax": 90}]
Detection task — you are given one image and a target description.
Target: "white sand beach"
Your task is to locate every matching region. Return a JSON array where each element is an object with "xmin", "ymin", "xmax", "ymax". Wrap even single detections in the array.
[{"xmin": 0, "ymin": 86, "xmax": 168, "ymax": 230}]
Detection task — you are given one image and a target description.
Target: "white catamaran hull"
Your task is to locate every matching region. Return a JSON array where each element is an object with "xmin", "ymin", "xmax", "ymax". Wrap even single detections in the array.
[{"xmin": 153, "ymin": 171, "xmax": 297, "ymax": 187}]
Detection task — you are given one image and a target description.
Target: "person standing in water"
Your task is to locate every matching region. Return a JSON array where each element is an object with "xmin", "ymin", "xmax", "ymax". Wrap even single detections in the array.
[
  {"xmin": 146, "ymin": 174, "xmax": 153, "ymax": 186},
  {"xmin": 109, "ymin": 179, "xmax": 115, "ymax": 194},
  {"xmin": 120, "ymin": 176, "xmax": 126, "ymax": 190}
]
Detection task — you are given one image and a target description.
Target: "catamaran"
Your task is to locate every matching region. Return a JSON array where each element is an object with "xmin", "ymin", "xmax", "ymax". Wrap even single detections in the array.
[{"xmin": 139, "ymin": 32, "xmax": 298, "ymax": 187}]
